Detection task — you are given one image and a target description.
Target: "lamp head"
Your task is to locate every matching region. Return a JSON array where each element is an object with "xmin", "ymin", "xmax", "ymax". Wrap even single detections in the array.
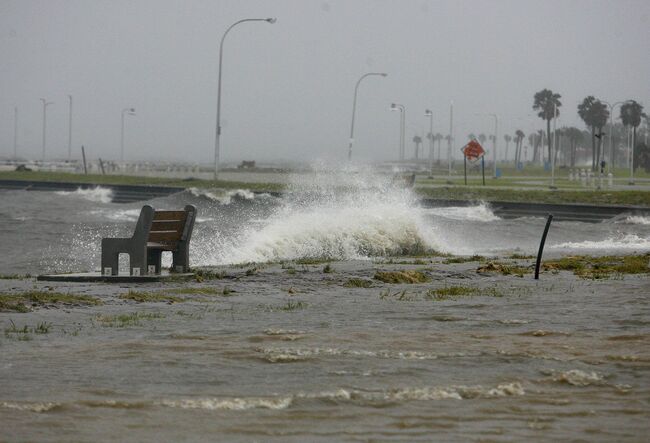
[
  {"xmin": 379, "ymin": 73, "xmax": 388, "ymax": 77},
  {"xmin": 266, "ymin": 18, "xmax": 277, "ymax": 23},
  {"xmin": 390, "ymin": 103, "xmax": 397, "ymax": 110},
  {"xmin": 425, "ymin": 109, "xmax": 432, "ymax": 116}
]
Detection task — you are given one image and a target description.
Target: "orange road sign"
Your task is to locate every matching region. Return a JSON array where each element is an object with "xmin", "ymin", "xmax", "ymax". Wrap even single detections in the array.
[{"xmin": 462, "ymin": 140, "xmax": 485, "ymax": 161}]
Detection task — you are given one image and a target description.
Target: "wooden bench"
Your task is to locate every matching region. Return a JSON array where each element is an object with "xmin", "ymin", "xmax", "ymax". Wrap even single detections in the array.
[{"xmin": 101, "ymin": 205, "xmax": 197, "ymax": 276}]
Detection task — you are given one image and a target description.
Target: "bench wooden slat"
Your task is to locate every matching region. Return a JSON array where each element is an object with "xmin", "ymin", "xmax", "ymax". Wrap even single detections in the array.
[
  {"xmin": 148, "ymin": 231, "xmax": 183, "ymax": 243},
  {"xmin": 153, "ymin": 211, "xmax": 187, "ymax": 221},
  {"xmin": 151, "ymin": 220, "xmax": 185, "ymax": 232}
]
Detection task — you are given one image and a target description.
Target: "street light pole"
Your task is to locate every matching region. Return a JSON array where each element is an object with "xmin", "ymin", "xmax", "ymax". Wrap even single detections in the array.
[
  {"xmin": 448, "ymin": 101, "xmax": 453, "ymax": 176},
  {"xmin": 40, "ymin": 98, "xmax": 53, "ymax": 161},
  {"xmin": 390, "ymin": 103, "xmax": 405, "ymax": 161},
  {"xmin": 489, "ymin": 113, "xmax": 498, "ymax": 178},
  {"xmin": 348, "ymin": 72, "xmax": 387, "ymax": 161},
  {"xmin": 214, "ymin": 17, "xmax": 277, "ymax": 181},
  {"xmin": 67, "ymin": 95, "xmax": 73, "ymax": 160},
  {"xmin": 13, "ymin": 106, "xmax": 18, "ymax": 159},
  {"xmin": 121, "ymin": 107, "xmax": 136, "ymax": 163},
  {"xmin": 602, "ymin": 100, "xmax": 631, "ymax": 174},
  {"xmin": 425, "ymin": 109, "xmax": 433, "ymax": 174}
]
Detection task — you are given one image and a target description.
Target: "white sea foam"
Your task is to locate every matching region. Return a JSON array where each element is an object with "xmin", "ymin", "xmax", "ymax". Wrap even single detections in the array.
[
  {"xmin": 159, "ymin": 396, "xmax": 293, "ymax": 411},
  {"xmin": 550, "ymin": 234, "xmax": 650, "ymax": 251},
  {"xmin": 89, "ymin": 208, "xmax": 141, "ymax": 222},
  {"xmin": 551, "ymin": 369, "xmax": 605, "ymax": 386},
  {"xmin": 426, "ymin": 203, "xmax": 500, "ymax": 222},
  {"xmin": 257, "ymin": 346, "xmax": 474, "ymax": 362},
  {"xmin": 0, "ymin": 401, "xmax": 59, "ymax": 412},
  {"xmin": 55, "ymin": 186, "xmax": 113, "ymax": 203}
]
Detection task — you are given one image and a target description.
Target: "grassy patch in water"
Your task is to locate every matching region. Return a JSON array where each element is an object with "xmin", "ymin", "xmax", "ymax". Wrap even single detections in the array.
[
  {"xmin": 193, "ymin": 269, "xmax": 228, "ymax": 281},
  {"xmin": 119, "ymin": 290, "xmax": 184, "ymax": 303},
  {"xmin": 294, "ymin": 257, "xmax": 333, "ymax": 265},
  {"xmin": 280, "ymin": 300, "xmax": 307, "ymax": 311},
  {"xmin": 509, "ymin": 253, "xmax": 536, "ymax": 260},
  {"xmin": 426, "ymin": 286, "xmax": 502, "ymax": 300},
  {"xmin": 0, "ymin": 291, "xmax": 101, "ymax": 312},
  {"xmin": 476, "ymin": 262, "xmax": 531, "ymax": 277},
  {"xmin": 443, "ymin": 255, "xmax": 486, "ymax": 264},
  {"xmin": 543, "ymin": 254, "xmax": 650, "ymax": 279},
  {"xmin": 95, "ymin": 311, "xmax": 165, "ymax": 327},
  {"xmin": 374, "ymin": 270, "xmax": 429, "ymax": 284},
  {"xmin": 0, "ymin": 274, "xmax": 31, "ymax": 280},
  {"xmin": 343, "ymin": 278, "xmax": 374, "ymax": 288}
]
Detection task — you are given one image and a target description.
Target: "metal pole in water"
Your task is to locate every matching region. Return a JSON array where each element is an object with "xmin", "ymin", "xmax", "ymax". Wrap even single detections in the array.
[
  {"xmin": 81, "ymin": 145, "xmax": 88, "ymax": 175},
  {"xmin": 534, "ymin": 214, "xmax": 553, "ymax": 279}
]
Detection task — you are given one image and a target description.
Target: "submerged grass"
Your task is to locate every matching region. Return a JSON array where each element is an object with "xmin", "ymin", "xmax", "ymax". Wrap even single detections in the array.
[
  {"xmin": 476, "ymin": 262, "xmax": 531, "ymax": 277},
  {"xmin": 95, "ymin": 311, "xmax": 165, "ymax": 327},
  {"xmin": 426, "ymin": 286, "xmax": 503, "ymax": 300},
  {"xmin": 344, "ymin": 278, "xmax": 374, "ymax": 288},
  {"xmin": 374, "ymin": 270, "xmax": 429, "ymax": 284},
  {"xmin": 0, "ymin": 291, "xmax": 101, "ymax": 312},
  {"xmin": 443, "ymin": 255, "xmax": 486, "ymax": 264},
  {"xmin": 120, "ymin": 286, "xmax": 235, "ymax": 303},
  {"xmin": 543, "ymin": 254, "xmax": 650, "ymax": 279}
]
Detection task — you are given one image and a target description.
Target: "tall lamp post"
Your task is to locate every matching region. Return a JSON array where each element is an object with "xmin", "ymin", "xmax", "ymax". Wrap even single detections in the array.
[
  {"xmin": 348, "ymin": 72, "xmax": 387, "ymax": 161},
  {"xmin": 121, "ymin": 107, "xmax": 136, "ymax": 163},
  {"xmin": 40, "ymin": 98, "xmax": 53, "ymax": 161},
  {"xmin": 475, "ymin": 112, "xmax": 498, "ymax": 178},
  {"xmin": 214, "ymin": 17, "xmax": 277, "ymax": 181},
  {"xmin": 13, "ymin": 106, "xmax": 18, "ymax": 159},
  {"xmin": 448, "ymin": 101, "xmax": 453, "ymax": 176},
  {"xmin": 67, "ymin": 95, "xmax": 73, "ymax": 160},
  {"xmin": 425, "ymin": 109, "xmax": 434, "ymax": 173},
  {"xmin": 602, "ymin": 99, "xmax": 631, "ymax": 174},
  {"xmin": 390, "ymin": 103, "xmax": 405, "ymax": 161}
]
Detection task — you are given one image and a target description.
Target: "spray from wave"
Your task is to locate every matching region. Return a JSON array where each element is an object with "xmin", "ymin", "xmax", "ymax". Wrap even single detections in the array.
[
  {"xmin": 195, "ymin": 166, "xmax": 449, "ymax": 265},
  {"xmin": 55, "ymin": 187, "xmax": 113, "ymax": 204},
  {"xmin": 619, "ymin": 215, "xmax": 650, "ymax": 226}
]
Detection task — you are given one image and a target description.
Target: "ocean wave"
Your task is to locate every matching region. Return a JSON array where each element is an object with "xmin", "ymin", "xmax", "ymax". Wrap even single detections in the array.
[
  {"xmin": 256, "ymin": 346, "xmax": 475, "ymax": 363},
  {"xmin": 548, "ymin": 369, "xmax": 605, "ymax": 387},
  {"xmin": 550, "ymin": 234, "xmax": 650, "ymax": 251},
  {"xmin": 188, "ymin": 187, "xmax": 266, "ymax": 205},
  {"xmin": 0, "ymin": 401, "xmax": 60, "ymax": 412},
  {"xmin": 425, "ymin": 203, "xmax": 500, "ymax": 222},
  {"xmin": 55, "ymin": 186, "xmax": 113, "ymax": 203},
  {"xmin": 619, "ymin": 215, "xmax": 650, "ymax": 225},
  {"xmin": 159, "ymin": 396, "xmax": 292, "ymax": 411},
  {"xmin": 89, "ymin": 208, "xmax": 141, "ymax": 222}
]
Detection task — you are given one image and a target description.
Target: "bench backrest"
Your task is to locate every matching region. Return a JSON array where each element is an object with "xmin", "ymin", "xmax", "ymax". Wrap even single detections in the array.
[{"xmin": 146, "ymin": 208, "xmax": 193, "ymax": 249}]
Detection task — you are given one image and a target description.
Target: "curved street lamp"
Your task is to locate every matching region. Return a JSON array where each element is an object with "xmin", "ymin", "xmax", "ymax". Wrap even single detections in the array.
[
  {"xmin": 390, "ymin": 103, "xmax": 405, "ymax": 161},
  {"xmin": 121, "ymin": 107, "xmax": 136, "ymax": 163},
  {"xmin": 214, "ymin": 17, "xmax": 277, "ymax": 181},
  {"xmin": 425, "ymin": 109, "xmax": 433, "ymax": 172},
  {"xmin": 347, "ymin": 72, "xmax": 387, "ymax": 161},
  {"xmin": 40, "ymin": 98, "xmax": 54, "ymax": 161}
]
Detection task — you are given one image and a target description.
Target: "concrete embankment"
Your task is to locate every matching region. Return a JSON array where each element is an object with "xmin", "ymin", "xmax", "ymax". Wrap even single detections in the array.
[
  {"xmin": 2, "ymin": 179, "xmax": 648, "ymax": 221},
  {"xmin": 0, "ymin": 179, "xmax": 184, "ymax": 203},
  {"xmin": 421, "ymin": 199, "xmax": 649, "ymax": 222}
]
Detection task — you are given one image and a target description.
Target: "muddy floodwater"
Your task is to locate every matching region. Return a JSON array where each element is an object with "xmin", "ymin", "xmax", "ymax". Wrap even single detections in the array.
[{"xmin": 1, "ymin": 171, "xmax": 649, "ymax": 441}]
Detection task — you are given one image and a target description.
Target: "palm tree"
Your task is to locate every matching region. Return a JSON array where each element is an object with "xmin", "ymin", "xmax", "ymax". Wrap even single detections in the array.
[
  {"xmin": 533, "ymin": 88, "xmax": 562, "ymax": 163},
  {"xmin": 620, "ymin": 100, "xmax": 647, "ymax": 170},
  {"xmin": 504, "ymin": 134, "xmax": 512, "ymax": 162},
  {"xmin": 578, "ymin": 96, "xmax": 609, "ymax": 171},
  {"xmin": 514, "ymin": 130, "xmax": 525, "ymax": 166},
  {"xmin": 412, "ymin": 135, "xmax": 422, "ymax": 160},
  {"xmin": 468, "ymin": 133, "xmax": 476, "ymax": 140}
]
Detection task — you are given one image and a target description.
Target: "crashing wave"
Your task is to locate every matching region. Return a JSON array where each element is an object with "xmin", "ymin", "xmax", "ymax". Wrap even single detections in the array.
[
  {"xmin": 550, "ymin": 234, "xmax": 650, "ymax": 251},
  {"xmin": 55, "ymin": 186, "xmax": 113, "ymax": 203}
]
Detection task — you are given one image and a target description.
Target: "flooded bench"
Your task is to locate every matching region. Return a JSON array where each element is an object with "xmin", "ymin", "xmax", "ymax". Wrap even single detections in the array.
[{"xmin": 101, "ymin": 205, "xmax": 197, "ymax": 276}]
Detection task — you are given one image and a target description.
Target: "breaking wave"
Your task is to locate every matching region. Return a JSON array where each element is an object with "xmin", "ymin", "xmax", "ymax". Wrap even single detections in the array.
[
  {"xmin": 188, "ymin": 187, "xmax": 270, "ymax": 205},
  {"xmin": 198, "ymin": 167, "xmax": 449, "ymax": 265},
  {"xmin": 55, "ymin": 186, "xmax": 113, "ymax": 203},
  {"xmin": 550, "ymin": 234, "xmax": 650, "ymax": 251},
  {"xmin": 425, "ymin": 203, "xmax": 499, "ymax": 222},
  {"xmin": 620, "ymin": 215, "xmax": 650, "ymax": 225}
]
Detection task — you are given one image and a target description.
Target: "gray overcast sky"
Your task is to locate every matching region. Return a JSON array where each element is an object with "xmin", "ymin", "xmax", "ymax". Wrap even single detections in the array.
[{"xmin": 1, "ymin": 0, "xmax": 649, "ymax": 164}]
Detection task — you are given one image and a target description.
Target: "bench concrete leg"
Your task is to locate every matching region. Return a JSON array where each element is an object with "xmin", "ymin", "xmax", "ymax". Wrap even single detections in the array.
[
  {"xmin": 101, "ymin": 238, "xmax": 127, "ymax": 276},
  {"xmin": 171, "ymin": 243, "xmax": 189, "ymax": 273},
  {"xmin": 147, "ymin": 249, "xmax": 162, "ymax": 275}
]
